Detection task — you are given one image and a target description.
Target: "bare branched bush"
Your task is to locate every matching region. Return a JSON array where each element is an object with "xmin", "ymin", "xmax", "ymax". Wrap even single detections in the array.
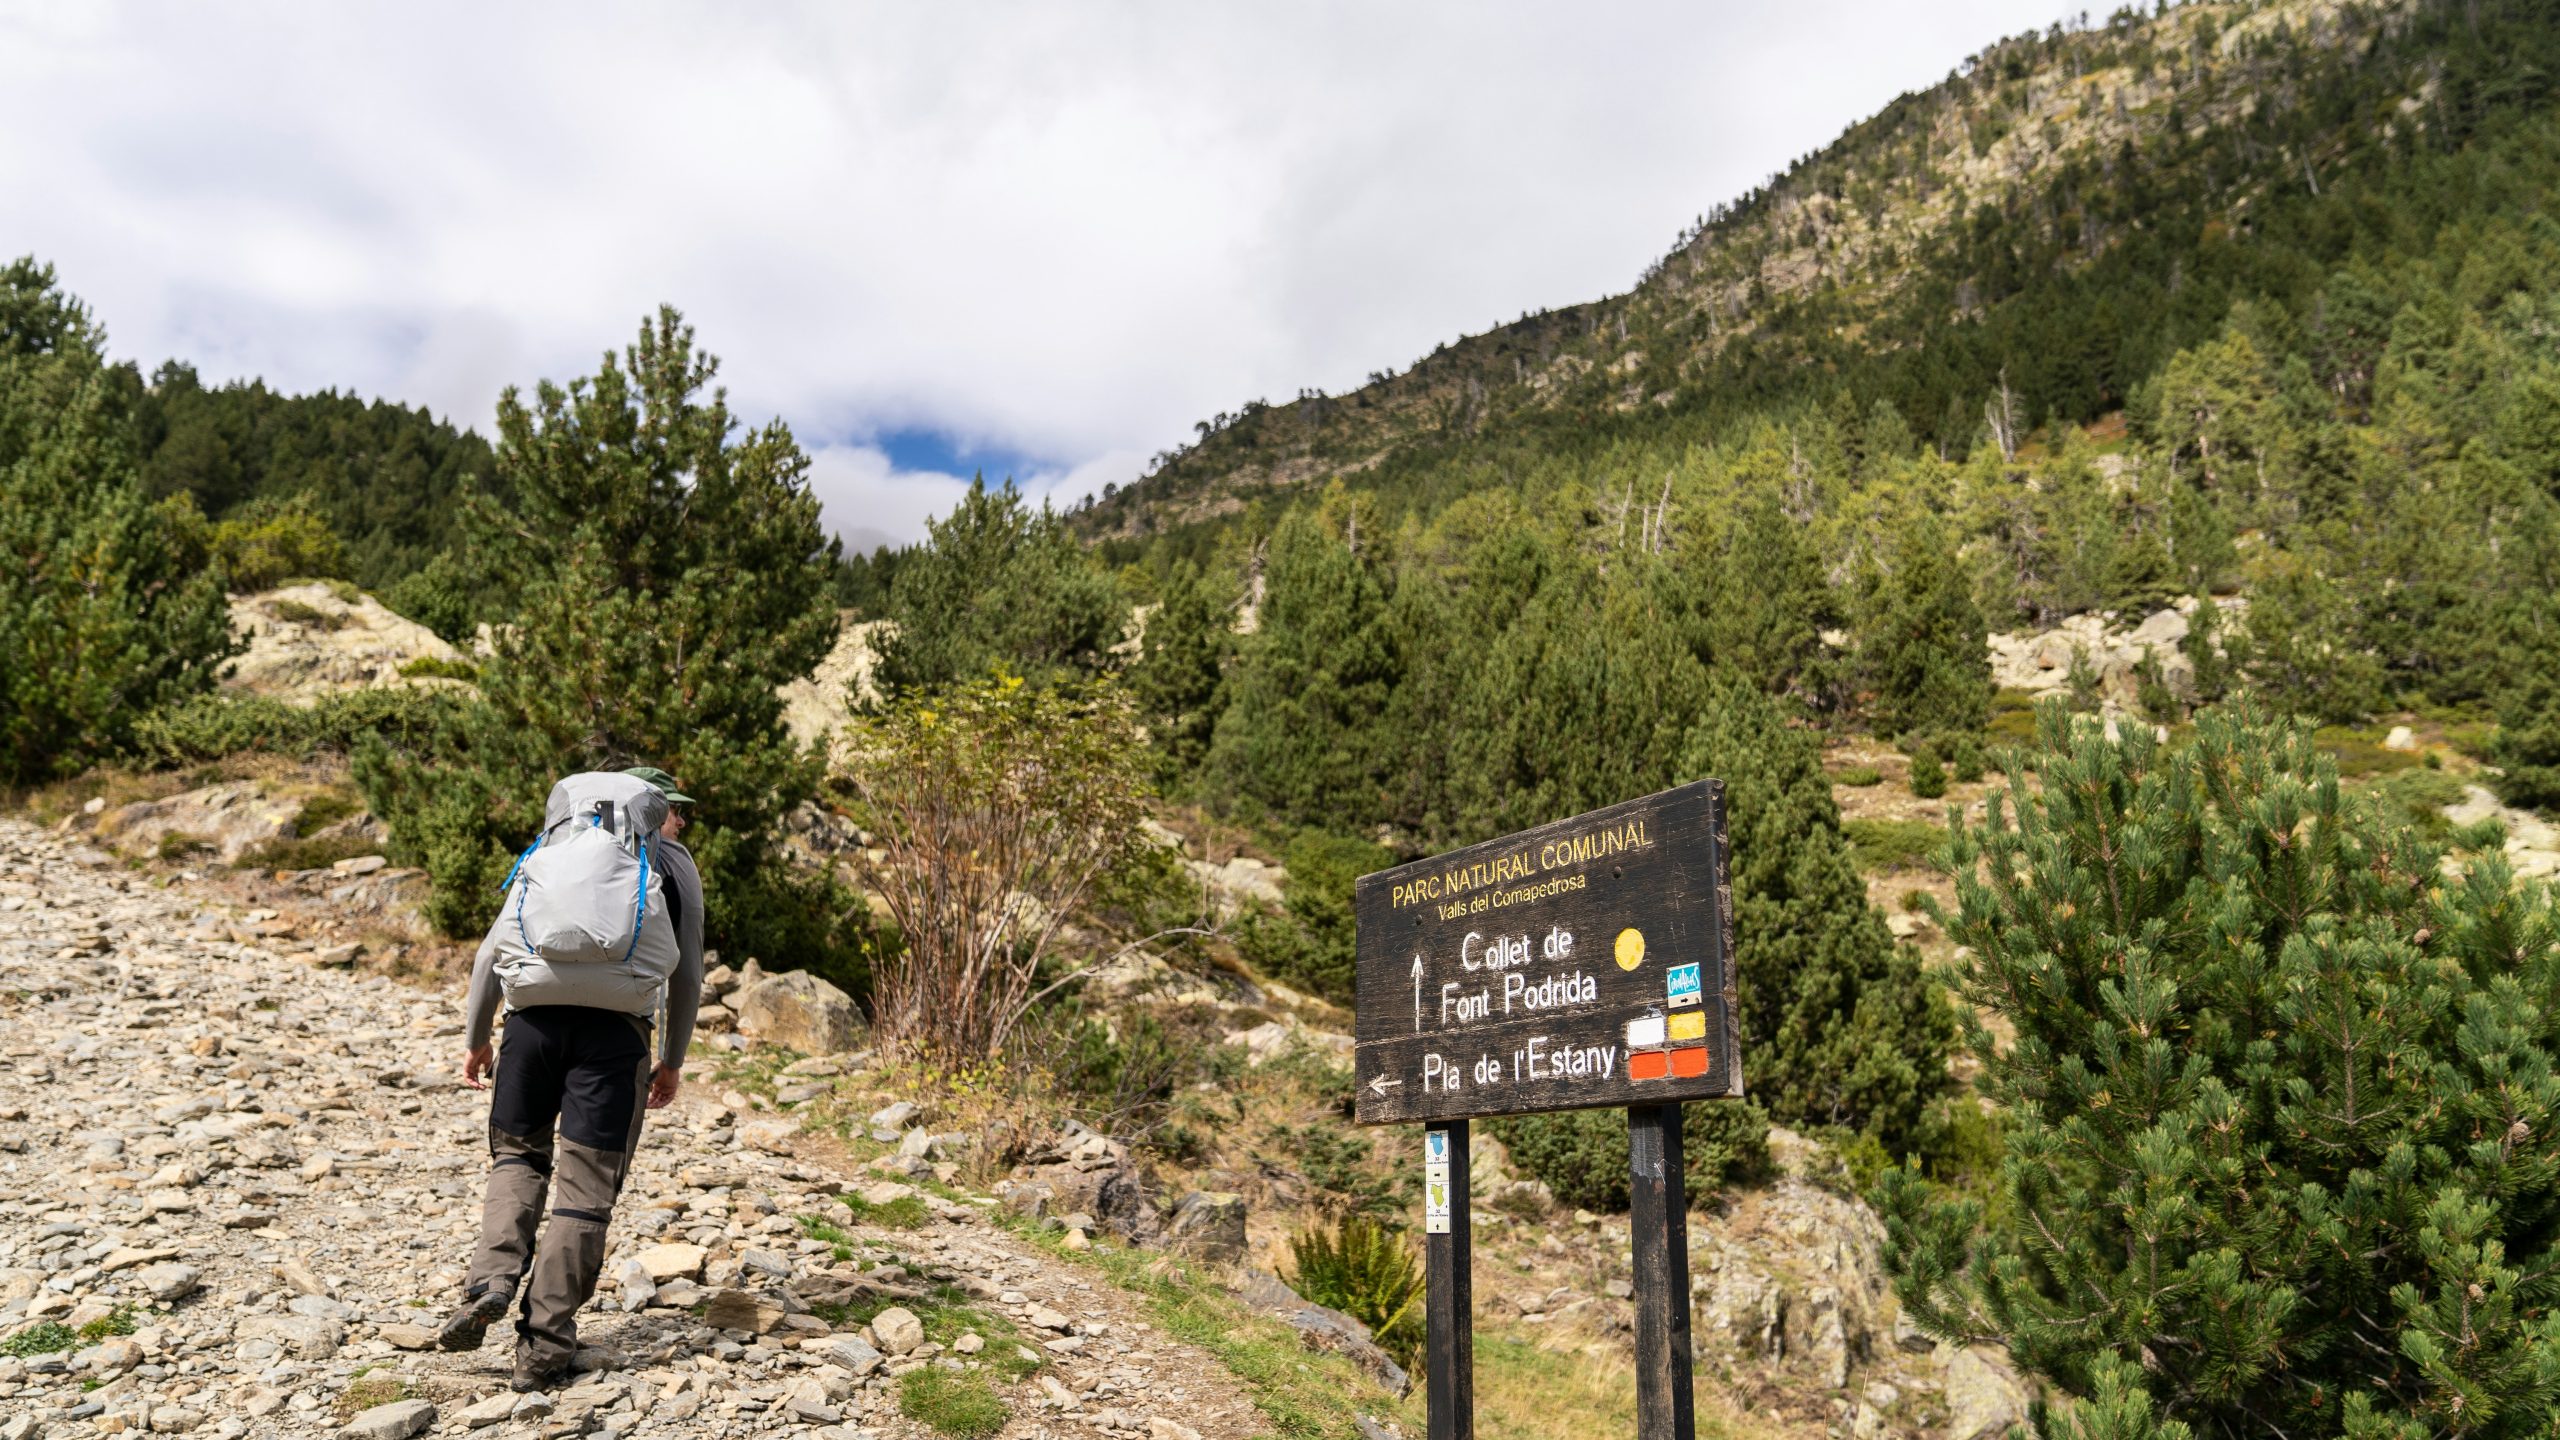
[{"xmin": 844, "ymin": 675, "xmax": 1152, "ymax": 1059}]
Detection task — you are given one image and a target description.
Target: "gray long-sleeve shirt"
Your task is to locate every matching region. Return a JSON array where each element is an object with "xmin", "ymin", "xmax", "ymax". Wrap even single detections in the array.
[{"xmin": 465, "ymin": 833, "xmax": 705, "ymax": 1070}]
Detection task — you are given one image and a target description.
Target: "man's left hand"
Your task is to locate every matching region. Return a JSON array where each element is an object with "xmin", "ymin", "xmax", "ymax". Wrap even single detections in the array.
[{"xmin": 647, "ymin": 1063, "xmax": 681, "ymax": 1110}]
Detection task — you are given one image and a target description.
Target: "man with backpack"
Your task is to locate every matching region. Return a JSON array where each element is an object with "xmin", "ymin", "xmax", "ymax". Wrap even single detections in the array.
[{"xmin": 436, "ymin": 766, "xmax": 706, "ymax": 1392}]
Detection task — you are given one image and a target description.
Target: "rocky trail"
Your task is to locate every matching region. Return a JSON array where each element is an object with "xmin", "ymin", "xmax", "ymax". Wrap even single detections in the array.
[{"xmin": 0, "ymin": 819, "xmax": 1294, "ymax": 1440}]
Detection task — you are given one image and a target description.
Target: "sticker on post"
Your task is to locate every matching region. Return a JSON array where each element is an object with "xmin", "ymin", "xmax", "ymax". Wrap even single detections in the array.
[
  {"xmin": 1424, "ymin": 1129, "xmax": 1450, "ymax": 1165},
  {"xmin": 1423, "ymin": 1161, "xmax": 1452, "ymax": 1234},
  {"xmin": 1665, "ymin": 961, "xmax": 1702, "ymax": 1009}
]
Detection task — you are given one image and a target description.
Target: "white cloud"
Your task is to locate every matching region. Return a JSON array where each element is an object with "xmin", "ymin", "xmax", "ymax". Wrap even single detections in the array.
[{"xmin": 0, "ymin": 0, "xmax": 2080, "ymax": 542}]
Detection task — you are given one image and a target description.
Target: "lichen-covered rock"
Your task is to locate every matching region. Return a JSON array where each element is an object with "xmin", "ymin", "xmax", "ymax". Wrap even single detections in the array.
[
  {"xmin": 733, "ymin": 969, "xmax": 862, "ymax": 1055},
  {"xmin": 1164, "ymin": 1192, "xmax": 1248, "ymax": 1264}
]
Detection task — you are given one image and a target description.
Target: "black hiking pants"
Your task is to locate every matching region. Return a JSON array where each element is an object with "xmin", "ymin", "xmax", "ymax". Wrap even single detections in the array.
[{"xmin": 464, "ymin": 1005, "xmax": 652, "ymax": 1369}]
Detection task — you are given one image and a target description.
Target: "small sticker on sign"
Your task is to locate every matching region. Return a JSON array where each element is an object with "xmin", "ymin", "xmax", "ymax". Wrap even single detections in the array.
[
  {"xmin": 1423, "ymin": 1161, "xmax": 1452, "ymax": 1234},
  {"xmin": 1666, "ymin": 961, "xmax": 1702, "ymax": 1008},
  {"xmin": 1424, "ymin": 1129, "xmax": 1450, "ymax": 1165}
]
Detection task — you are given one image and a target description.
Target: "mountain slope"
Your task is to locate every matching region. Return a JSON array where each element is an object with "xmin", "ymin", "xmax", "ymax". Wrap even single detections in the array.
[{"xmin": 1088, "ymin": 0, "xmax": 2545, "ymax": 542}]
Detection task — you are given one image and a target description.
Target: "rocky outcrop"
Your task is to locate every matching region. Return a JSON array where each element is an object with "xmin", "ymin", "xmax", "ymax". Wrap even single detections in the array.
[
  {"xmin": 778, "ymin": 617, "xmax": 888, "ymax": 752},
  {"xmin": 224, "ymin": 584, "xmax": 465, "ymax": 704},
  {"xmin": 733, "ymin": 969, "xmax": 864, "ymax": 1056},
  {"xmin": 1685, "ymin": 1128, "xmax": 2035, "ymax": 1437},
  {"xmin": 89, "ymin": 783, "xmax": 311, "ymax": 866},
  {"xmin": 1003, "ymin": 1126, "xmax": 1161, "ymax": 1244},
  {"xmin": 1987, "ymin": 596, "xmax": 2243, "ymax": 713},
  {"xmin": 2446, "ymin": 785, "xmax": 2560, "ymax": 882}
]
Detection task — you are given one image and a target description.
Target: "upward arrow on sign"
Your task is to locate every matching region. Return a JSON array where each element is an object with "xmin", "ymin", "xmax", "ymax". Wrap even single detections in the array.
[{"xmin": 1411, "ymin": 954, "xmax": 1425, "ymax": 1033}]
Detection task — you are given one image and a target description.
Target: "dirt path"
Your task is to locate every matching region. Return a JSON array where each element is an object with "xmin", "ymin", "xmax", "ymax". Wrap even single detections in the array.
[{"xmin": 0, "ymin": 819, "xmax": 1272, "ymax": 1440}]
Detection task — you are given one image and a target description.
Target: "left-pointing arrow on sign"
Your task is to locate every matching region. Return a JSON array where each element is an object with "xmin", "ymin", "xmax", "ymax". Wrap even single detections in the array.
[{"xmin": 1368, "ymin": 1073, "xmax": 1404, "ymax": 1096}]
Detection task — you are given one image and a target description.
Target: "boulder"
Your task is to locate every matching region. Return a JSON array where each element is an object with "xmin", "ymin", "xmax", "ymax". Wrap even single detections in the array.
[
  {"xmin": 870, "ymin": 1306, "xmax": 925, "ymax": 1355},
  {"xmin": 738, "ymin": 1116, "xmax": 802, "ymax": 1154},
  {"xmin": 632, "ymin": 1242, "xmax": 707, "ymax": 1282},
  {"xmin": 1233, "ymin": 1268, "xmax": 1411, "ymax": 1398},
  {"xmin": 1939, "ymin": 1343, "xmax": 2033, "ymax": 1440},
  {"xmin": 701, "ymin": 1289, "xmax": 784, "ymax": 1334},
  {"xmin": 338, "ymin": 1398, "xmax": 437, "ymax": 1440},
  {"xmin": 1165, "ymin": 1192, "xmax": 1248, "ymax": 1264},
  {"xmin": 734, "ymin": 970, "xmax": 862, "ymax": 1056},
  {"xmin": 234, "ymin": 1314, "xmax": 344, "ymax": 1359},
  {"xmin": 2384, "ymin": 724, "xmax": 2418, "ymax": 752},
  {"xmin": 137, "ymin": 1261, "xmax": 200, "ymax": 1301},
  {"xmin": 1012, "ymin": 1129, "xmax": 1158, "ymax": 1243}
]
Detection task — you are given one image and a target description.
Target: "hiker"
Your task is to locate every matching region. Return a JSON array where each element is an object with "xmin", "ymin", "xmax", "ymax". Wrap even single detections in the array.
[{"xmin": 437, "ymin": 766, "xmax": 705, "ymax": 1391}]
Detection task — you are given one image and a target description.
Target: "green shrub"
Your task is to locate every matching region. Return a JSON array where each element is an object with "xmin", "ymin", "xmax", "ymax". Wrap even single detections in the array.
[
  {"xmin": 1833, "ymin": 764, "xmax": 1884, "ymax": 787},
  {"xmin": 1489, "ymin": 1100, "xmax": 1770, "ymax": 1213},
  {"xmin": 208, "ymin": 495, "xmax": 348, "ymax": 593},
  {"xmin": 76, "ymin": 1308, "xmax": 134, "ymax": 1342},
  {"xmin": 1906, "ymin": 748, "xmax": 1948, "ymax": 799},
  {"xmin": 898, "ymin": 1368, "xmax": 1008, "ymax": 1439},
  {"xmin": 1842, "ymin": 818, "xmax": 1943, "ymax": 874},
  {"xmin": 1286, "ymin": 1214, "xmax": 1422, "ymax": 1367},
  {"xmin": 0, "ymin": 1322, "xmax": 75, "ymax": 1357},
  {"xmin": 133, "ymin": 688, "xmax": 463, "ymax": 767},
  {"xmin": 396, "ymin": 655, "xmax": 478, "ymax": 683},
  {"xmin": 1880, "ymin": 702, "xmax": 2560, "ymax": 1436},
  {"xmin": 1049, "ymin": 1004, "xmax": 1238, "ymax": 1143},
  {"xmin": 837, "ymin": 1193, "xmax": 929, "ymax": 1230}
]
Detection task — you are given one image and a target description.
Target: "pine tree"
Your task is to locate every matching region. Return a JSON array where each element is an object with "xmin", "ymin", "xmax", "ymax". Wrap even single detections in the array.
[
  {"xmin": 1861, "ymin": 516, "xmax": 1992, "ymax": 740},
  {"xmin": 356, "ymin": 308, "xmax": 860, "ymax": 977},
  {"xmin": 1205, "ymin": 494, "xmax": 1401, "ymax": 829},
  {"xmin": 1129, "ymin": 558, "xmax": 1234, "ymax": 784},
  {"xmin": 0, "ymin": 260, "xmax": 232, "ymax": 782},
  {"xmin": 873, "ymin": 475, "xmax": 1122, "ymax": 695},
  {"xmin": 1880, "ymin": 703, "xmax": 2560, "ymax": 1438},
  {"xmin": 1680, "ymin": 673, "xmax": 1952, "ymax": 1144}
]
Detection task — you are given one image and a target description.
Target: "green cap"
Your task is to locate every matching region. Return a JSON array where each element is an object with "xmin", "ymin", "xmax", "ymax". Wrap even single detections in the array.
[{"xmin": 624, "ymin": 766, "xmax": 694, "ymax": 805}]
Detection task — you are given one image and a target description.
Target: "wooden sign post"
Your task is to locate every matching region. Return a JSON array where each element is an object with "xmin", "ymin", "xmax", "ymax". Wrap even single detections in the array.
[{"xmin": 1353, "ymin": 781, "xmax": 1739, "ymax": 1440}]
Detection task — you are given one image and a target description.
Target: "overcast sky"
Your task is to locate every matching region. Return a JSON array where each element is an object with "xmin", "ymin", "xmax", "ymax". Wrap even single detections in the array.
[{"xmin": 0, "ymin": 2, "xmax": 2076, "ymax": 550}]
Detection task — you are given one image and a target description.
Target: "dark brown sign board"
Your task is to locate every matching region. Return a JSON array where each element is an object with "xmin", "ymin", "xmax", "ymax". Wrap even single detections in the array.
[
  {"xmin": 1354, "ymin": 780, "xmax": 1738, "ymax": 1440},
  {"xmin": 1351, "ymin": 780, "xmax": 1741, "ymax": 1126}
]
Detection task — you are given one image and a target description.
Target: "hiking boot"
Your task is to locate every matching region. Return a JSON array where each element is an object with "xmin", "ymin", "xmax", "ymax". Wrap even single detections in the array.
[
  {"xmin": 511, "ymin": 1354, "xmax": 570, "ymax": 1393},
  {"xmin": 436, "ymin": 1287, "xmax": 513, "ymax": 1352}
]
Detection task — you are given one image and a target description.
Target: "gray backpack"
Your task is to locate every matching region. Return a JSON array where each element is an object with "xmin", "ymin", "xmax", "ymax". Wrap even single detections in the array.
[{"xmin": 491, "ymin": 772, "xmax": 682, "ymax": 1016}]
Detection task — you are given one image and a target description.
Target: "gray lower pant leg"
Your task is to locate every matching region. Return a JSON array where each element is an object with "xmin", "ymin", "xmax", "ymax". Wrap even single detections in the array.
[{"xmin": 465, "ymin": 1130, "xmax": 552, "ymax": 1301}]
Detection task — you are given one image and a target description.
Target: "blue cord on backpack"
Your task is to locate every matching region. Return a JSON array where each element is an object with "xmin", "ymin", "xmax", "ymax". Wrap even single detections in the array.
[{"xmin": 623, "ymin": 837, "xmax": 651, "ymax": 965}]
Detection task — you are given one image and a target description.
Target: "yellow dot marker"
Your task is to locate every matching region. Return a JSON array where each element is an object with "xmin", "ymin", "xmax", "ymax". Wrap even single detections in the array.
[{"xmin": 1615, "ymin": 927, "xmax": 1646, "ymax": 971}]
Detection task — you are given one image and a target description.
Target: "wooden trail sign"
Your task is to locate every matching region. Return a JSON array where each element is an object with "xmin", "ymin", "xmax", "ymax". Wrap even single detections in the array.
[
  {"xmin": 1351, "ymin": 780, "xmax": 1740, "ymax": 1125},
  {"xmin": 1353, "ymin": 781, "xmax": 1741, "ymax": 1440}
]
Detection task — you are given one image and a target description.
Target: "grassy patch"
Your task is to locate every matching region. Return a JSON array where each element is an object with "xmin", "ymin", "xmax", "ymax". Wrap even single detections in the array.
[
  {"xmin": 335, "ymin": 1372, "xmax": 410, "ymax": 1420},
  {"xmin": 2314, "ymin": 724, "xmax": 2424, "ymax": 780},
  {"xmin": 269, "ymin": 597, "xmax": 347, "ymax": 630},
  {"xmin": 1843, "ymin": 818, "xmax": 1943, "ymax": 875},
  {"xmin": 2366, "ymin": 765, "xmax": 2470, "ymax": 837},
  {"xmin": 0, "ymin": 1322, "xmax": 75, "ymax": 1357},
  {"xmin": 1000, "ymin": 1216, "xmax": 1417, "ymax": 1439},
  {"xmin": 813, "ymin": 1279, "xmax": 1039, "ymax": 1377},
  {"xmin": 1831, "ymin": 764, "xmax": 1883, "ymax": 787},
  {"xmin": 1476, "ymin": 1332, "xmax": 1786, "ymax": 1440},
  {"xmin": 842, "ymin": 1191, "xmax": 931, "ymax": 1229},
  {"xmin": 77, "ymin": 1308, "xmax": 136, "ymax": 1342},
  {"xmin": 1987, "ymin": 690, "xmax": 2042, "ymax": 747},
  {"xmin": 797, "ymin": 1213, "xmax": 858, "ymax": 1262},
  {"xmin": 899, "ymin": 1367, "xmax": 1008, "ymax": 1439}
]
